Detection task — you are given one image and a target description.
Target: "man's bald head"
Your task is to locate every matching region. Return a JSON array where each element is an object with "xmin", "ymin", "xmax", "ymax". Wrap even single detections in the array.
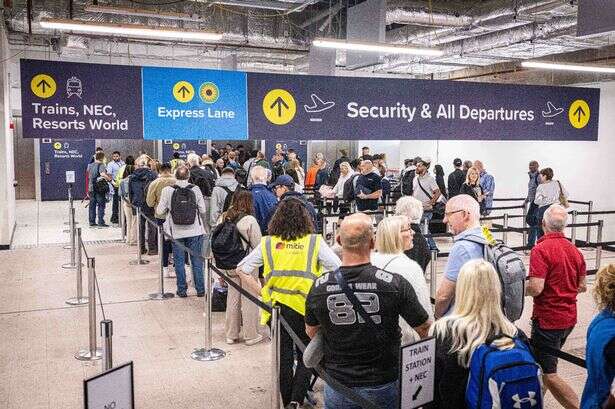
[
  {"xmin": 543, "ymin": 204, "xmax": 568, "ymax": 232},
  {"xmin": 339, "ymin": 213, "xmax": 373, "ymax": 254}
]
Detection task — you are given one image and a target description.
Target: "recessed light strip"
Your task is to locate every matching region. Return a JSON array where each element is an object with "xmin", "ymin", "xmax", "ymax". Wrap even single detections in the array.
[
  {"xmin": 521, "ymin": 61, "xmax": 615, "ymax": 74},
  {"xmin": 312, "ymin": 38, "xmax": 443, "ymax": 57},
  {"xmin": 39, "ymin": 18, "xmax": 222, "ymax": 42}
]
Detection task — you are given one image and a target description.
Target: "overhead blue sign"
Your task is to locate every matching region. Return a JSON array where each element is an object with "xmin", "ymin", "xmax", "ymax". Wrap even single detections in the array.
[
  {"xmin": 247, "ymin": 73, "xmax": 600, "ymax": 141},
  {"xmin": 20, "ymin": 59, "xmax": 600, "ymax": 141},
  {"xmin": 142, "ymin": 67, "xmax": 247, "ymax": 140}
]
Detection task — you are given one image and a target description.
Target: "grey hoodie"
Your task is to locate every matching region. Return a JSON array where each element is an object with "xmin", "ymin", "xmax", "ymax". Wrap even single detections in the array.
[{"xmin": 210, "ymin": 175, "xmax": 239, "ymax": 226}]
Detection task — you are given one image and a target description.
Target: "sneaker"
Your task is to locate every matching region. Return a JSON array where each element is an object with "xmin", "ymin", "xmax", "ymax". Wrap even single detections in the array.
[
  {"xmin": 196, "ymin": 292, "xmax": 205, "ymax": 297},
  {"xmin": 89, "ymin": 223, "xmax": 96, "ymax": 227},
  {"xmin": 98, "ymin": 223, "xmax": 110, "ymax": 228},
  {"xmin": 226, "ymin": 338, "xmax": 239, "ymax": 345},
  {"xmin": 147, "ymin": 249, "xmax": 158, "ymax": 256},
  {"xmin": 176, "ymin": 291, "xmax": 187, "ymax": 298},
  {"xmin": 163, "ymin": 267, "xmax": 175, "ymax": 278},
  {"xmin": 244, "ymin": 334, "xmax": 265, "ymax": 346}
]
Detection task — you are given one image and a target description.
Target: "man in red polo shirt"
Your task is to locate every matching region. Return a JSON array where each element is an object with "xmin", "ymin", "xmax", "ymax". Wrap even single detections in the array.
[{"xmin": 527, "ymin": 203, "xmax": 587, "ymax": 409}]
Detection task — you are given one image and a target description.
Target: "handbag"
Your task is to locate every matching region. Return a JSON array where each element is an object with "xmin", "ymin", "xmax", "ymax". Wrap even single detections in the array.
[{"xmin": 557, "ymin": 181, "xmax": 569, "ymax": 208}]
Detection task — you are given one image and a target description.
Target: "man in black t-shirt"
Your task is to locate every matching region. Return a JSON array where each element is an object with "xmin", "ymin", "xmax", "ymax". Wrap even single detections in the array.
[
  {"xmin": 354, "ymin": 160, "xmax": 382, "ymax": 211},
  {"xmin": 305, "ymin": 213, "xmax": 431, "ymax": 409}
]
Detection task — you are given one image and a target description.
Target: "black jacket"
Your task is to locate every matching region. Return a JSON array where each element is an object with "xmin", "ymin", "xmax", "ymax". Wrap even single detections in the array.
[
  {"xmin": 128, "ymin": 168, "xmax": 157, "ymax": 209},
  {"xmin": 404, "ymin": 223, "xmax": 431, "ymax": 273},
  {"xmin": 447, "ymin": 169, "xmax": 465, "ymax": 198},
  {"xmin": 190, "ymin": 165, "xmax": 214, "ymax": 197}
]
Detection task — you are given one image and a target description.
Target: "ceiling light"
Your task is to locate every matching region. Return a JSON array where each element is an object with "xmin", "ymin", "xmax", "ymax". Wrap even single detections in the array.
[
  {"xmin": 84, "ymin": 5, "xmax": 202, "ymax": 22},
  {"xmin": 312, "ymin": 38, "xmax": 443, "ymax": 57},
  {"xmin": 39, "ymin": 18, "xmax": 222, "ymax": 42},
  {"xmin": 521, "ymin": 61, "xmax": 615, "ymax": 74}
]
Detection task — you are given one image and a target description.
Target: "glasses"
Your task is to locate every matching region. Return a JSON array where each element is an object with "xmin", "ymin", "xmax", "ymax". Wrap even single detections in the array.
[{"xmin": 444, "ymin": 209, "xmax": 465, "ymax": 218}]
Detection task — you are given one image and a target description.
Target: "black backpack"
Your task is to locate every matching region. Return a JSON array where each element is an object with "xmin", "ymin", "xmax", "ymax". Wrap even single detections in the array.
[
  {"xmin": 235, "ymin": 168, "xmax": 248, "ymax": 187},
  {"xmin": 189, "ymin": 172, "xmax": 212, "ymax": 198},
  {"xmin": 93, "ymin": 164, "xmax": 109, "ymax": 195},
  {"xmin": 94, "ymin": 178, "xmax": 109, "ymax": 195},
  {"xmin": 342, "ymin": 174, "xmax": 359, "ymax": 202},
  {"xmin": 401, "ymin": 169, "xmax": 415, "ymax": 196},
  {"xmin": 211, "ymin": 216, "xmax": 250, "ymax": 269},
  {"xmin": 220, "ymin": 186, "xmax": 240, "ymax": 213},
  {"xmin": 170, "ymin": 184, "xmax": 198, "ymax": 225}
]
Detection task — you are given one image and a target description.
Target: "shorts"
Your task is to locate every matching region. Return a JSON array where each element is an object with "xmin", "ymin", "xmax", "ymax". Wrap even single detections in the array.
[{"xmin": 531, "ymin": 320, "xmax": 573, "ymax": 374}]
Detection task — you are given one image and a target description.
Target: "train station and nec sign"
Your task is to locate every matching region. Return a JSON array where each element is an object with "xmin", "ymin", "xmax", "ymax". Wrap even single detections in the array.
[{"xmin": 21, "ymin": 58, "xmax": 600, "ymax": 141}]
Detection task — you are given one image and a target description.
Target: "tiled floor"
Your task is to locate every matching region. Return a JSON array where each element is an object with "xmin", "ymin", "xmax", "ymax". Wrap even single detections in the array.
[{"xmin": 2, "ymin": 200, "xmax": 613, "ymax": 408}]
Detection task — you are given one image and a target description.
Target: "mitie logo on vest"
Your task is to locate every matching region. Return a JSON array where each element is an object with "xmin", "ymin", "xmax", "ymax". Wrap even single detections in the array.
[{"xmin": 275, "ymin": 242, "xmax": 305, "ymax": 251}]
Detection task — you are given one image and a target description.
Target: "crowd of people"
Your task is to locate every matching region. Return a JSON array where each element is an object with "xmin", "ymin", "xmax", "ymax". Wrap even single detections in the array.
[{"xmin": 82, "ymin": 144, "xmax": 615, "ymax": 409}]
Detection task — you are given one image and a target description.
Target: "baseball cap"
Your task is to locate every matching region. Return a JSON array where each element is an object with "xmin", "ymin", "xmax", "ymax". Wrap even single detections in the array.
[
  {"xmin": 453, "ymin": 158, "xmax": 462, "ymax": 167},
  {"xmin": 221, "ymin": 166, "xmax": 235, "ymax": 175},
  {"xmin": 268, "ymin": 175, "xmax": 294, "ymax": 189}
]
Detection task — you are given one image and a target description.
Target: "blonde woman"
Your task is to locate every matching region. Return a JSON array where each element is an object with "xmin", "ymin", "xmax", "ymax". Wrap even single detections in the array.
[
  {"xmin": 331, "ymin": 162, "xmax": 355, "ymax": 199},
  {"xmin": 371, "ymin": 215, "xmax": 433, "ymax": 344},
  {"xmin": 430, "ymin": 259, "xmax": 522, "ymax": 408},
  {"xmin": 460, "ymin": 166, "xmax": 485, "ymax": 214},
  {"xmin": 582, "ymin": 263, "xmax": 615, "ymax": 409}
]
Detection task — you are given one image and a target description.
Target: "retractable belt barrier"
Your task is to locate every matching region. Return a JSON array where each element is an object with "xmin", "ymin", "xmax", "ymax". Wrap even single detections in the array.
[
  {"xmin": 124, "ymin": 199, "xmax": 614, "ymax": 404},
  {"xmin": 131, "ymin": 207, "xmax": 381, "ymax": 409}
]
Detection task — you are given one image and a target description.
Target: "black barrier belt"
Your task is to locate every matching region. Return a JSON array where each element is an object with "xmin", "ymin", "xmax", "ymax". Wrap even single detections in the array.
[
  {"xmin": 529, "ymin": 340, "xmax": 587, "ymax": 368},
  {"xmin": 493, "ymin": 198, "xmax": 526, "ymax": 202},
  {"xmin": 134, "ymin": 208, "xmax": 380, "ymax": 409},
  {"xmin": 568, "ymin": 200, "xmax": 592, "ymax": 206},
  {"xmin": 484, "ymin": 205, "xmax": 526, "ymax": 211},
  {"xmin": 570, "ymin": 210, "xmax": 615, "ymax": 216}
]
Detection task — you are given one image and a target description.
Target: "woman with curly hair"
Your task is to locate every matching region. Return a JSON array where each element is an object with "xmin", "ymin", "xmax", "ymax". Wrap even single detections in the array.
[
  {"xmin": 236, "ymin": 197, "xmax": 340, "ymax": 409},
  {"xmin": 582, "ymin": 263, "xmax": 615, "ymax": 409}
]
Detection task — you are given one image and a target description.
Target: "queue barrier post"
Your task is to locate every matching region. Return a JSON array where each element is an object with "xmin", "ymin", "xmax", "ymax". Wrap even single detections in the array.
[
  {"xmin": 587, "ymin": 201, "xmax": 593, "ymax": 245},
  {"xmin": 502, "ymin": 213, "xmax": 509, "ymax": 245},
  {"xmin": 62, "ymin": 207, "xmax": 78, "ymax": 269},
  {"xmin": 75, "ymin": 257, "xmax": 102, "ymax": 361},
  {"xmin": 66, "ymin": 227, "xmax": 88, "ymax": 305},
  {"xmin": 570, "ymin": 210, "xmax": 578, "ymax": 245},
  {"xmin": 129, "ymin": 208, "xmax": 150, "ymax": 266},
  {"xmin": 270, "ymin": 306, "xmax": 281, "ymax": 409},
  {"xmin": 430, "ymin": 250, "xmax": 438, "ymax": 300},
  {"xmin": 596, "ymin": 220, "xmax": 604, "ymax": 270},
  {"xmin": 101, "ymin": 319, "xmax": 113, "ymax": 372},
  {"xmin": 149, "ymin": 225, "xmax": 174, "ymax": 300},
  {"xmin": 522, "ymin": 204, "xmax": 528, "ymax": 249},
  {"xmin": 63, "ymin": 184, "xmax": 78, "ymax": 230},
  {"xmin": 119, "ymin": 198, "xmax": 126, "ymax": 242},
  {"xmin": 191, "ymin": 258, "xmax": 226, "ymax": 362}
]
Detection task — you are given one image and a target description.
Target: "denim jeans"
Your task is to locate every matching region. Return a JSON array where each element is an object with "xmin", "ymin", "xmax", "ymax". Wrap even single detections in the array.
[
  {"xmin": 527, "ymin": 202, "xmax": 540, "ymax": 247},
  {"xmin": 172, "ymin": 235, "xmax": 205, "ymax": 295},
  {"xmin": 420, "ymin": 211, "xmax": 438, "ymax": 251},
  {"xmin": 88, "ymin": 192, "xmax": 106, "ymax": 225},
  {"xmin": 324, "ymin": 380, "xmax": 399, "ymax": 409}
]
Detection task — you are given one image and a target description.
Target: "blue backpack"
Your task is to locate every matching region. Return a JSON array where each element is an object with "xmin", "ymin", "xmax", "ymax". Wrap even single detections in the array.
[{"xmin": 466, "ymin": 335, "xmax": 544, "ymax": 409}]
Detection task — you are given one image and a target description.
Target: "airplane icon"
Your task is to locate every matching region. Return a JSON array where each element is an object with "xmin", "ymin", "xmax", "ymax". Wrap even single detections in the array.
[
  {"xmin": 542, "ymin": 101, "xmax": 564, "ymax": 118},
  {"xmin": 304, "ymin": 94, "xmax": 335, "ymax": 113}
]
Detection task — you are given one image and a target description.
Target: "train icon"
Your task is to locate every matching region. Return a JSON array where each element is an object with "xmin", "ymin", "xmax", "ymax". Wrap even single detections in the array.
[{"xmin": 66, "ymin": 76, "xmax": 83, "ymax": 98}]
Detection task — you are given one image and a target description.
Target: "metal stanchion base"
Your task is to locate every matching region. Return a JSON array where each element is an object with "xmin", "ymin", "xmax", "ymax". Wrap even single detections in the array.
[
  {"xmin": 191, "ymin": 347, "xmax": 226, "ymax": 362},
  {"xmin": 62, "ymin": 263, "xmax": 78, "ymax": 269},
  {"xmin": 148, "ymin": 292, "xmax": 175, "ymax": 300},
  {"xmin": 74, "ymin": 348, "xmax": 102, "ymax": 361},
  {"xmin": 65, "ymin": 297, "xmax": 89, "ymax": 305},
  {"xmin": 129, "ymin": 259, "xmax": 150, "ymax": 265}
]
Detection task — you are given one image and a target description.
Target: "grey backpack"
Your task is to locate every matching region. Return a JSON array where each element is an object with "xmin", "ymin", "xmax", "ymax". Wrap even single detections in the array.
[{"xmin": 461, "ymin": 234, "xmax": 527, "ymax": 322}]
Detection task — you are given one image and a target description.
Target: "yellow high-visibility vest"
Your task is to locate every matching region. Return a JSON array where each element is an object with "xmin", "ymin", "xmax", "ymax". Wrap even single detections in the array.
[{"xmin": 260, "ymin": 234, "xmax": 323, "ymax": 325}]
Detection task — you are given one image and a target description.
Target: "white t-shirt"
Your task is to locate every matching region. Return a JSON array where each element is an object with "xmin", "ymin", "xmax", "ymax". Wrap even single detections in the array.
[
  {"xmin": 412, "ymin": 173, "xmax": 439, "ymax": 209},
  {"xmin": 371, "ymin": 252, "xmax": 434, "ymax": 344}
]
